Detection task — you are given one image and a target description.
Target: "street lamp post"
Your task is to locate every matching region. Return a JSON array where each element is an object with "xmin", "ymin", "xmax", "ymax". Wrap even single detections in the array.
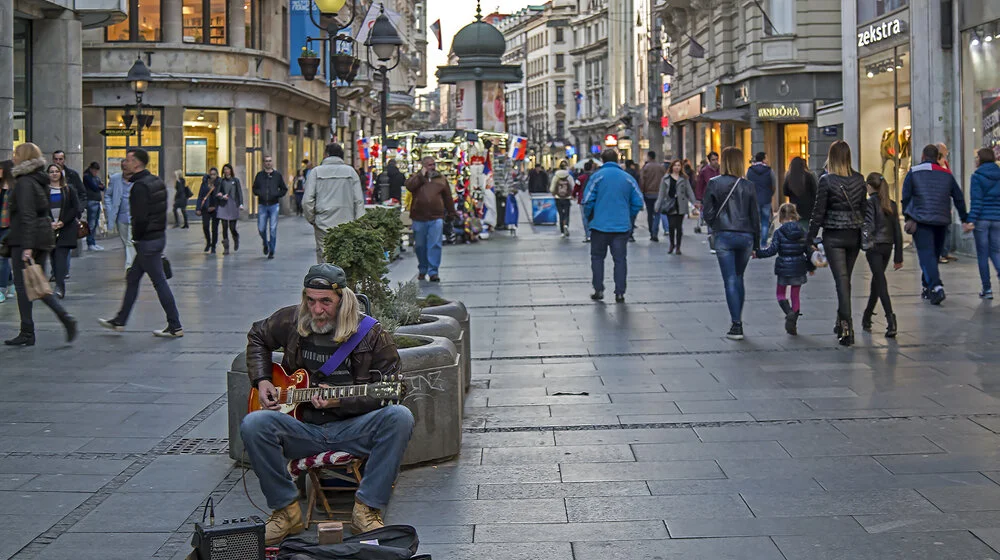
[
  {"xmin": 127, "ymin": 56, "xmax": 151, "ymax": 148},
  {"xmin": 364, "ymin": 5, "xmax": 403, "ymax": 203},
  {"xmin": 305, "ymin": 0, "xmax": 359, "ymax": 143}
]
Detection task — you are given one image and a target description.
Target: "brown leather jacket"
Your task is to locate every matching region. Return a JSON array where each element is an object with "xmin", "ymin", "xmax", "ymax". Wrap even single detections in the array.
[
  {"xmin": 246, "ymin": 305, "xmax": 402, "ymax": 422},
  {"xmin": 639, "ymin": 161, "xmax": 667, "ymax": 197},
  {"xmin": 404, "ymin": 170, "xmax": 457, "ymax": 222}
]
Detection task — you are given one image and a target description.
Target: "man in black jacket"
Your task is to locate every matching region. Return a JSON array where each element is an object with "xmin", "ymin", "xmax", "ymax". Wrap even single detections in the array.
[
  {"xmin": 252, "ymin": 155, "xmax": 288, "ymax": 259},
  {"xmin": 98, "ymin": 148, "xmax": 183, "ymax": 338},
  {"xmin": 384, "ymin": 160, "xmax": 406, "ymax": 202}
]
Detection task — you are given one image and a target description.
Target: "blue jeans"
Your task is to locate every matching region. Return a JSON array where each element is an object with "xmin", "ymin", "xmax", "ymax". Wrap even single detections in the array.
[
  {"xmin": 114, "ymin": 236, "xmax": 181, "ymax": 329},
  {"xmin": 240, "ymin": 406, "xmax": 414, "ymax": 510},
  {"xmin": 974, "ymin": 220, "xmax": 1000, "ymax": 291},
  {"xmin": 412, "ymin": 219, "xmax": 444, "ymax": 276},
  {"xmin": 590, "ymin": 230, "xmax": 629, "ymax": 295},
  {"xmin": 913, "ymin": 223, "xmax": 947, "ymax": 290},
  {"xmin": 257, "ymin": 203, "xmax": 280, "ymax": 255},
  {"xmin": 86, "ymin": 200, "xmax": 101, "ymax": 247},
  {"xmin": 645, "ymin": 197, "xmax": 660, "ymax": 237},
  {"xmin": 0, "ymin": 228, "xmax": 10, "ymax": 290},
  {"xmin": 759, "ymin": 204, "xmax": 772, "ymax": 247},
  {"xmin": 714, "ymin": 231, "xmax": 754, "ymax": 323},
  {"xmin": 581, "ymin": 204, "xmax": 591, "ymax": 239}
]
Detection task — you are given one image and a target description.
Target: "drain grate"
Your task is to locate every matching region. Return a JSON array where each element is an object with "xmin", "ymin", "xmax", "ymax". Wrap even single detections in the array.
[{"xmin": 164, "ymin": 437, "xmax": 230, "ymax": 455}]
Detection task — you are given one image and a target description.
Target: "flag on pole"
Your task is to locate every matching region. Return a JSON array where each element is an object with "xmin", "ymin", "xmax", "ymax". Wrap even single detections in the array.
[
  {"xmin": 688, "ymin": 37, "xmax": 706, "ymax": 59},
  {"xmin": 358, "ymin": 138, "xmax": 370, "ymax": 160},
  {"xmin": 430, "ymin": 19, "xmax": 442, "ymax": 50},
  {"xmin": 511, "ymin": 137, "xmax": 528, "ymax": 161}
]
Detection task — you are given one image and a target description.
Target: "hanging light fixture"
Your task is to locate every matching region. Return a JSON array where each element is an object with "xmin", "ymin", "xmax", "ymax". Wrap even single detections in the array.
[
  {"xmin": 985, "ymin": 26, "xmax": 994, "ymax": 42},
  {"xmin": 971, "ymin": 29, "xmax": 982, "ymax": 47},
  {"xmin": 867, "ymin": 69, "xmax": 875, "ymax": 79}
]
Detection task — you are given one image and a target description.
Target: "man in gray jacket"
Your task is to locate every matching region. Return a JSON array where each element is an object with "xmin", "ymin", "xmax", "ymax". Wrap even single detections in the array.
[
  {"xmin": 104, "ymin": 170, "xmax": 135, "ymax": 271},
  {"xmin": 303, "ymin": 143, "xmax": 365, "ymax": 263}
]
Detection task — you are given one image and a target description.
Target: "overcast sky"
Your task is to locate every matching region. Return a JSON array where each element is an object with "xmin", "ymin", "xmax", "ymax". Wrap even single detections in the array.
[{"xmin": 421, "ymin": 0, "xmax": 530, "ymax": 93}]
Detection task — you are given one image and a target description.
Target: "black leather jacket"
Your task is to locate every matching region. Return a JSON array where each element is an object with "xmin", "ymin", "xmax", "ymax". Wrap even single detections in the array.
[
  {"xmin": 808, "ymin": 172, "xmax": 867, "ymax": 241},
  {"xmin": 702, "ymin": 175, "xmax": 761, "ymax": 248},
  {"xmin": 863, "ymin": 195, "xmax": 904, "ymax": 264}
]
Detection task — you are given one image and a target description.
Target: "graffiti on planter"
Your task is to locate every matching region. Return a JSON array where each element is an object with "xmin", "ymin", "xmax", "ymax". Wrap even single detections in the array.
[{"xmin": 404, "ymin": 370, "xmax": 446, "ymax": 404}]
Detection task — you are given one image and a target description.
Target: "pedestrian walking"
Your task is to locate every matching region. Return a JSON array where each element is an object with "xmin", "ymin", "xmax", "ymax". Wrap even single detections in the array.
[
  {"xmin": 783, "ymin": 156, "xmax": 818, "ymax": 231},
  {"xmin": 52, "ymin": 150, "xmax": 86, "ymax": 220},
  {"xmin": 215, "ymin": 163, "xmax": 244, "ymax": 255},
  {"xmin": 901, "ymin": 143, "xmax": 973, "ymax": 305},
  {"xmin": 3, "ymin": 143, "xmax": 77, "ymax": 346},
  {"xmin": 757, "ymin": 203, "xmax": 814, "ymax": 336},
  {"xmin": 655, "ymin": 159, "xmax": 696, "ymax": 255},
  {"xmin": 304, "ymin": 143, "xmax": 365, "ymax": 264},
  {"xmin": 702, "ymin": 147, "xmax": 760, "ymax": 340},
  {"xmin": 384, "ymin": 160, "xmax": 406, "ymax": 202},
  {"xmin": 0, "ymin": 160, "xmax": 14, "ymax": 304},
  {"xmin": 936, "ymin": 143, "xmax": 957, "ymax": 264},
  {"xmin": 98, "ymin": 148, "xmax": 183, "ymax": 338},
  {"xmin": 550, "ymin": 161, "xmax": 576, "ymax": 237},
  {"xmin": 46, "ymin": 163, "xmax": 82, "ymax": 299},
  {"xmin": 808, "ymin": 140, "xmax": 867, "ymax": 346},
  {"xmin": 695, "ymin": 152, "xmax": 720, "ymax": 244},
  {"xmin": 969, "ymin": 148, "xmax": 1000, "ymax": 299},
  {"xmin": 639, "ymin": 151, "xmax": 667, "ymax": 242},
  {"xmin": 197, "ymin": 168, "xmax": 220, "ymax": 253},
  {"xmin": 528, "ymin": 164, "xmax": 549, "ymax": 194},
  {"xmin": 252, "ymin": 155, "xmax": 288, "ymax": 260},
  {"xmin": 574, "ymin": 161, "xmax": 593, "ymax": 242},
  {"xmin": 82, "ymin": 162, "xmax": 105, "ymax": 249},
  {"xmin": 405, "ymin": 156, "xmax": 457, "ymax": 281},
  {"xmin": 583, "ymin": 148, "xmax": 644, "ymax": 303},
  {"xmin": 746, "ymin": 152, "xmax": 777, "ymax": 248},
  {"xmin": 861, "ymin": 173, "xmax": 904, "ymax": 338},
  {"xmin": 683, "ymin": 159, "xmax": 696, "ymax": 187},
  {"xmin": 105, "ymin": 170, "xmax": 135, "ymax": 271},
  {"xmin": 172, "ymin": 170, "xmax": 191, "ymax": 229},
  {"xmin": 294, "ymin": 169, "xmax": 306, "ymax": 216}
]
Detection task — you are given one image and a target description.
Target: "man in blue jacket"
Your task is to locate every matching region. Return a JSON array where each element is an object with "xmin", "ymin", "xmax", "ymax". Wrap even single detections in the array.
[
  {"xmin": 584, "ymin": 149, "xmax": 644, "ymax": 303},
  {"xmin": 746, "ymin": 152, "xmax": 776, "ymax": 248},
  {"xmin": 902, "ymin": 144, "xmax": 974, "ymax": 305}
]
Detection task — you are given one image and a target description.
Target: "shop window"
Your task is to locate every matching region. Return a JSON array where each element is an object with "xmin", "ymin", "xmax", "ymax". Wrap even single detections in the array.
[
  {"xmin": 962, "ymin": 23, "xmax": 1000, "ymax": 178},
  {"xmin": 107, "ymin": 0, "xmax": 162, "ymax": 42},
  {"xmin": 104, "ymin": 108, "xmax": 163, "ymax": 177},
  {"xmin": 782, "ymin": 123, "xmax": 809, "ymax": 178},
  {"xmin": 182, "ymin": 109, "xmax": 231, "ymax": 180},
  {"xmin": 859, "ymin": 48, "xmax": 911, "ymax": 202},
  {"xmin": 287, "ymin": 119, "xmax": 301, "ymax": 184},
  {"xmin": 857, "ymin": 0, "xmax": 908, "ymax": 26},
  {"xmin": 245, "ymin": 0, "xmax": 259, "ymax": 49},
  {"xmin": 245, "ymin": 111, "xmax": 264, "ymax": 214},
  {"xmin": 183, "ymin": 0, "xmax": 228, "ymax": 45},
  {"xmin": 13, "ymin": 18, "xmax": 29, "ymax": 150}
]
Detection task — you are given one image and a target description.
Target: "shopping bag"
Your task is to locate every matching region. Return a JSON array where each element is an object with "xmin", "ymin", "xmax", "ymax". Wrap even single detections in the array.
[{"xmin": 23, "ymin": 258, "xmax": 53, "ymax": 301}]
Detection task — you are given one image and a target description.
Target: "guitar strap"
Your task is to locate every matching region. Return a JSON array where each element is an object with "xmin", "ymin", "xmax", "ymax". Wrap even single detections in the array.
[{"xmin": 317, "ymin": 315, "xmax": 378, "ymax": 376}]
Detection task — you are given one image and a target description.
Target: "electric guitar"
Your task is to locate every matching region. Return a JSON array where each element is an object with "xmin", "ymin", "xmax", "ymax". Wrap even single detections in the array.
[{"xmin": 248, "ymin": 363, "xmax": 405, "ymax": 419}]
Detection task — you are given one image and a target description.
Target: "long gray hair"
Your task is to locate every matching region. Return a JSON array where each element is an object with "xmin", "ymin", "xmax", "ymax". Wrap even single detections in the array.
[{"xmin": 296, "ymin": 286, "xmax": 362, "ymax": 342}]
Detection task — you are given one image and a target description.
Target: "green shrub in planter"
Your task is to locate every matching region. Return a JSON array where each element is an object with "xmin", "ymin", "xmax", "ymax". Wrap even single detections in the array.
[
  {"xmin": 417, "ymin": 294, "xmax": 449, "ymax": 307},
  {"xmin": 322, "ymin": 220, "xmax": 389, "ymax": 306},
  {"xmin": 358, "ymin": 206, "xmax": 404, "ymax": 256},
  {"xmin": 372, "ymin": 281, "xmax": 422, "ymax": 333}
]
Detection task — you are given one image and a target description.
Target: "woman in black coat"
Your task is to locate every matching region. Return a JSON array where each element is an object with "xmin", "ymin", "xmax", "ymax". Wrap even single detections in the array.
[
  {"xmin": 196, "ymin": 168, "xmax": 220, "ymax": 253},
  {"xmin": 46, "ymin": 163, "xmax": 82, "ymax": 299},
  {"xmin": 2, "ymin": 143, "xmax": 76, "ymax": 346},
  {"xmin": 173, "ymin": 170, "xmax": 191, "ymax": 229},
  {"xmin": 783, "ymin": 156, "xmax": 817, "ymax": 230}
]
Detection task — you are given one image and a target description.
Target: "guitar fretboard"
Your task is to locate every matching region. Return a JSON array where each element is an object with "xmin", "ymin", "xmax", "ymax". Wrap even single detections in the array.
[{"xmin": 286, "ymin": 385, "xmax": 368, "ymax": 403}]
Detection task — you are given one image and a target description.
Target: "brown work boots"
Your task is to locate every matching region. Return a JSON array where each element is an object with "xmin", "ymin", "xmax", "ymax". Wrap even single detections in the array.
[
  {"xmin": 265, "ymin": 501, "xmax": 304, "ymax": 545},
  {"xmin": 352, "ymin": 500, "xmax": 385, "ymax": 534}
]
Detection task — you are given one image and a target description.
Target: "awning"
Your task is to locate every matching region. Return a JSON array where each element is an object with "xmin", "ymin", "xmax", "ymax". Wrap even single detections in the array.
[{"xmin": 690, "ymin": 108, "xmax": 751, "ymax": 124}]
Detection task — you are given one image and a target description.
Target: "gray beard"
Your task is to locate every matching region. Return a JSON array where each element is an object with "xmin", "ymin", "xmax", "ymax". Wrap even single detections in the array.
[{"xmin": 310, "ymin": 319, "xmax": 334, "ymax": 334}]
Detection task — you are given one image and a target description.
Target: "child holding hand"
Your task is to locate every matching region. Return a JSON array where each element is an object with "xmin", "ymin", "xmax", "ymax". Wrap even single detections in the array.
[{"xmin": 757, "ymin": 203, "xmax": 815, "ymax": 335}]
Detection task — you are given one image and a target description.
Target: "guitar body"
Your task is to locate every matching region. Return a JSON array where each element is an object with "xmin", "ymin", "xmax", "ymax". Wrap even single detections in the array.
[{"xmin": 248, "ymin": 363, "xmax": 310, "ymax": 420}]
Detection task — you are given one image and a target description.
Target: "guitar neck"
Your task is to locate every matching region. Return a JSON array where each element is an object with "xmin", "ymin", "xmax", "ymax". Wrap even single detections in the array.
[{"xmin": 287, "ymin": 384, "xmax": 369, "ymax": 403}]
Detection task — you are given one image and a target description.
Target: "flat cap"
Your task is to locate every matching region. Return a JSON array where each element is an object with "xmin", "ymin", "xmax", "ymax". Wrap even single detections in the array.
[{"xmin": 304, "ymin": 263, "xmax": 347, "ymax": 291}]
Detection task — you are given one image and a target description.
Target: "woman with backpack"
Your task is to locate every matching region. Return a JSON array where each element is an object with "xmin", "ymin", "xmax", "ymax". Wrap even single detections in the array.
[
  {"xmin": 550, "ymin": 161, "xmax": 576, "ymax": 237},
  {"xmin": 861, "ymin": 173, "xmax": 904, "ymax": 338}
]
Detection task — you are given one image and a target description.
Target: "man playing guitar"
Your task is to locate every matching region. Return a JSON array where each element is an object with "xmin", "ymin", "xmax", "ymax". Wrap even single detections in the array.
[{"xmin": 241, "ymin": 264, "xmax": 413, "ymax": 545}]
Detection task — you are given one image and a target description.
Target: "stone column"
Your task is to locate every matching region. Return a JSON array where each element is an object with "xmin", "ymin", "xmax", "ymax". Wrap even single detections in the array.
[
  {"xmin": 32, "ymin": 9, "xmax": 83, "ymax": 169},
  {"xmin": 0, "ymin": 3, "xmax": 13, "ymax": 161},
  {"xmin": 162, "ymin": 0, "xmax": 183, "ymax": 44},
  {"xmin": 162, "ymin": 105, "xmax": 184, "ymax": 183},
  {"xmin": 229, "ymin": 0, "xmax": 246, "ymax": 48},
  {"xmin": 231, "ymin": 107, "xmax": 248, "ymax": 215}
]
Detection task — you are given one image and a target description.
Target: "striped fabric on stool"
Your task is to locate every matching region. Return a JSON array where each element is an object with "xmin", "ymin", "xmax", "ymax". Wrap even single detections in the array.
[
  {"xmin": 287, "ymin": 451, "xmax": 356, "ymax": 477},
  {"xmin": 287, "ymin": 451, "xmax": 364, "ymax": 527}
]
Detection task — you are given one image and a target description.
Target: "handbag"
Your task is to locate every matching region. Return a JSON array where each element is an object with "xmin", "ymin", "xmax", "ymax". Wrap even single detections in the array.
[
  {"xmin": 77, "ymin": 220, "xmax": 90, "ymax": 240},
  {"xmin": 23, "ymin": 258, "xmax": 53, "ymax": 301}
]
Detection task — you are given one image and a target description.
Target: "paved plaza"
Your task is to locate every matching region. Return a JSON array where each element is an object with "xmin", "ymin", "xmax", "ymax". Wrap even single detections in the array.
[{"xmin": 2, "ymin": 202, "xmax": 1000, "ymax": 559}]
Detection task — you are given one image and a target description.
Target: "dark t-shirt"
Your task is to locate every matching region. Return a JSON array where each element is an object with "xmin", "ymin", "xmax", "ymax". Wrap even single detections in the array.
[{"xmin": 298, "ymin": 333, "xmax": 353, "ymax": 424}]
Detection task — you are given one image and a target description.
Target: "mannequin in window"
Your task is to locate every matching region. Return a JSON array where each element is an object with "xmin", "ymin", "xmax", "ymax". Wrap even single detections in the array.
[
  {"xmin": 880, "ymin": 128, "xmax": 897, "ymax": 175},
  {"xmin": 899, "ymin": 127, "xmax": 912, "ymax": 163}
]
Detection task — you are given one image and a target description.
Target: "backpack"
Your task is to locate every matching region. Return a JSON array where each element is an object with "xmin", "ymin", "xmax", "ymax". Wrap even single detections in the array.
[
  {"xmin": 555, "ymin": 177, "xmax": 571, "ymax": 198},
  {"xmin": 278, "ymin": 524, "xmax": 430, "ymax": 560}
]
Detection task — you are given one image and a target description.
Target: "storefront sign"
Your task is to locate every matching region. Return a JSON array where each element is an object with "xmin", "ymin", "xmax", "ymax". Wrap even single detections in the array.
[
  {"xmin": 99, "ymin": 128, "xmax": 135, "ymax": 137},
  {"xmin": 755, "ymin": 103, "xmax": 814, "ymax": 121},
  {"xmin": 667, "ymin": 93, "xmax": 703, "ymax": 124},
  {"xmin": 857, "ymin": 17, "xmax": 906, "ymax": 47},
  {"xmin": 604, "ymin": 134, "xmax": 618, "ymax": 147}
]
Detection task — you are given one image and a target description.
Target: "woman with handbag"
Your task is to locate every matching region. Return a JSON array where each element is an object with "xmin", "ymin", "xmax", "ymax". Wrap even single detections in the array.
[
  {"xmin": 702, "ymin": 147, "xmax": 761, "ymax": 340},
  {"xmin": 656, "ymin": 159, "xmax": 696, "ymax": 255},
  {"xmin": 862, "ymin": 173, "xmax": 904, "ymax": 338},
  {"xmin": 2, "ymin": 142, "xmax": 77, "ymax": 346},
  {"xmin": 173, "ymin": 170, "xmax": 191, "ymax": 229},
  {"xmin": 808, "ymin": 140, "xmax": 868, "ymax": 346},
  {"xmin": 196, "ymin": 167, "xmax": 220, "ymax": 253},
  {"xmin": 46, "ymin": 163, "xmax": 82, "ymax": 299},
  {"xmin": 215, "ymin": 163, "xmax": 243, "ymax": 255},
  {"xmin": 0, "ymin": 159, "xmax": 14, "ymax": 303}
]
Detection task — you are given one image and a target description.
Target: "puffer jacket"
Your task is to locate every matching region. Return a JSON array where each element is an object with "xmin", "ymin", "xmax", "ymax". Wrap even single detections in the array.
[
  {"xmin": 303, "ymin": 156, "xmax": 365, "ymax": 230},
  {"xmin": 746, "ymin": 163, "xmax": 776, "ymax": 207},
  {"xmin": 863, "ymin": 195, "xmax": 904, "ymax": 264},
  {"xmin": 246, "ymin": 305, "xmax": 401, "ymax": 423},
  {"xmin": 808, "ymin": 171, "xmax": 867, "ymax": 241},
  {"xmin": 702, "ymin": 175, "xmax": 762, "ymax": 248},
  {"xmin": 969, "ymin": 161, "xmax": 1000, "ymax": 223},
  {"xmin": 757, "ymin": 221, "xmax": 812, "ymax": 278},
  {"xmin": 901, "ymin": 162, "xmax": 969, "ymax": 226},
  {"xmin": 5, "ymin": 157, "xmax": 55, "ymax": 251},
  {"xmin": 129, "ymin": 169, "xmax": 168, "ymax": 242}
]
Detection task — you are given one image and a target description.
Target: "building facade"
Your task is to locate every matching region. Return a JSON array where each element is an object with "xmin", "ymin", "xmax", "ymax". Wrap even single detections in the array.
[
  {"xmin": 525, "ymin": 0, "xmax": 575, "ymax": 167},
  {"xmin": 659, "ymin": 0, "xmax": 843, "ymax": 188},
  {"xmin": 609, "ymin": 0, "xmax": 652, "ymax": 162},
  {"xmin": 568, "ymin": 0, "xmax": 611, "ymax": 159},
  {"xmin": 498, "ymin": 6, "xmax": 543, "ymax": 140}
]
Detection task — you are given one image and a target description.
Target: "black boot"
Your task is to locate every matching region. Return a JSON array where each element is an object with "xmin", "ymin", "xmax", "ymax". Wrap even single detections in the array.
[
  {"xmin": 223, "ymin": 240, "xmax": 230, "ymax": 256},
  {"xmin": 885, "ymin": 313, "xmax": 897, "ymax": 338},
  {"xmin": 778, "ymin": 300, "xmax": 793, "ymax": 316},
  {"xmin": 4, "ymin": 332, "xmax": 35, "ymax": 346},
  {"xmin": 838, "ymin": 319, "xmax": 854, "ymax": 347},
  {"xmin": 786, "ymin": 312, "xmax": 799, "ymax": 336},
  {"xmin": 62, "ymin": 315, "xmax": 78, "ymax": 343},
  {"xmin": 862, "ymin": 308, "xmax": 874, "ymax": 332}
]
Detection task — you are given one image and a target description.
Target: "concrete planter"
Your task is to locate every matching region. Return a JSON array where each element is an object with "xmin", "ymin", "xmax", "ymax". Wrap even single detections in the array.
[
  {"xmin": 396, "ymin": 314, "xmax": 464, "ymax": 408},
  {"xmin": 227, "ymin": 351, "xmax": 252, "ymax": 464},
  {"xmin": 396, "ymin": 334, "xmax": 462, "ymax": 466},
  {"xmin": 420, "ymin": 300, "xmax": 471, "ymax": 392}
]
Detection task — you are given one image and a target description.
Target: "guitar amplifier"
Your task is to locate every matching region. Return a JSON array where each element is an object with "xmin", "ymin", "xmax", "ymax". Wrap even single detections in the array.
[{"xmin": 191, "ymin": 516, "xmax": 265, "ymax": 560}]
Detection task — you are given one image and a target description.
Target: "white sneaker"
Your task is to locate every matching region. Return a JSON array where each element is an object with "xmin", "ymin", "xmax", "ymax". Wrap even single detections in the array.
[
  {"xmin": 91, "ymin": 245, "xmax": 105, "ymax": 251},
  {"xmin": 710, "ymin": 249, "xmax": 717, "ymax": 254},
  {"xmin": 0, "ymin": 291, "xmax": 6, "ymax": 303},
  {"xmin": 153, "ymin": 326, "xmax": 184, "ymax": 338}
]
